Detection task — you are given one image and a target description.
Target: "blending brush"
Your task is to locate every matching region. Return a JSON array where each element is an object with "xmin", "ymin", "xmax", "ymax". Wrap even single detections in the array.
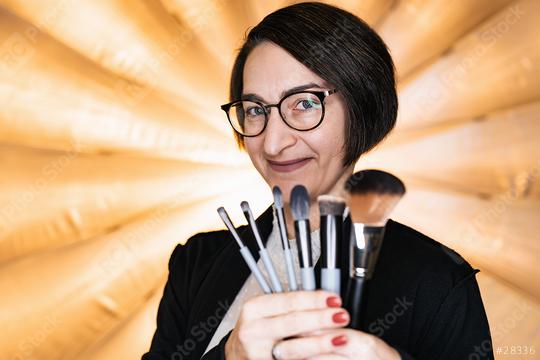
[
  {"xmin": 273, "ymin": 186, "xmax": 298, "ymax": 291},
  {"xmin": 343, "ymin": 169, "xmax": 406, "ymax": 329},
  {"xmin": 318, "ymin": 195, "xmax": 346, "ymax": 295},
  {"xmin": 217, "ymin": 207, "xmax": 272, "ymax": 294},
  {"xmin": 241, "ymin": 201, "xmax": 283, "ymax": 293},
  {"xmin": 344, "ymin": 169, "xmax": 406, "ymax": 226},
  {"xmin": 290, "ymin": 185, "xmax": 316, "ymax": 291},
  {"xmin": 346, "ymin": 223, "xmax": 386, "ymax": 329}
]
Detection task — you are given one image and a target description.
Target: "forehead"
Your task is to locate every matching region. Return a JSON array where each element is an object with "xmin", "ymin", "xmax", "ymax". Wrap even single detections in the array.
[{"xmin": 242, "ymin": 42, "xmax": 330, "ymax": 101}]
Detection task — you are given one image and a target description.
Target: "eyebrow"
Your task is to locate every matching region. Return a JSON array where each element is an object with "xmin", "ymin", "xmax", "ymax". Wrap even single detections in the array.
[{"xmin": 241, "ymin": 82, "xmax": 323, "ymax": 103}]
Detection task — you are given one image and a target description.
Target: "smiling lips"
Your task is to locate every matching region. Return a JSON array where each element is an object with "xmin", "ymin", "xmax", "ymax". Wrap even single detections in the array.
[{"xmin": 267, "ymin": 158, "xmax": 312, "ymax": 172}]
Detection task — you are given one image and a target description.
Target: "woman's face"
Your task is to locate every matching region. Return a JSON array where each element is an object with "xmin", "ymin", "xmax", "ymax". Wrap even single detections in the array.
[{"xmin": 242, "ymin": 41, "xmax": 353, "ymax": 203}]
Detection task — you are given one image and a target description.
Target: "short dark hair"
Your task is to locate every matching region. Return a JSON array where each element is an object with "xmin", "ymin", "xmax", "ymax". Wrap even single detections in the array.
[
  {"xmin": 345, "ymin": 169, "xmax": 406, "ymax": 195},
  {"xmin": 228, "ymin": 2, "xmax": 398, "ymax": 167}
]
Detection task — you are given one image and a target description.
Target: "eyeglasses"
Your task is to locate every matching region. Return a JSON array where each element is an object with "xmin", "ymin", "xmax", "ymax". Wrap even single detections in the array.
[{"xmin": 220, "ymin": 89, "xmax": 339, "ymax": 137}]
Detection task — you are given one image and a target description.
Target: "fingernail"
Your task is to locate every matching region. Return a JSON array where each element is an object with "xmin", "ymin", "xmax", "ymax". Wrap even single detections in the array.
[
  {"xmin": 332, "ymin": 335, "xmax": 348, "ymax": 346},
  {"xmin": 326, "ymin": 296, "xmax": 341, "ymax": 308},
  {"xmin": 332, "ymin": 311, "xmax": 349, "ymax": 324}
]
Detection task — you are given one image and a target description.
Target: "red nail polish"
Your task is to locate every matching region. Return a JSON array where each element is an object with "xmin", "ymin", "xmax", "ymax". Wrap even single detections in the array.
[
  {"xmin": 332, "ymin": 311, "xmax": 349, "ymax": 324},
  {"xmin": 326, "ymin": 296, "xmax": 341, "ymax": 308},
  {"xmin": 332, "ymin": 335, "xmax": 348, "ymax": 346}
]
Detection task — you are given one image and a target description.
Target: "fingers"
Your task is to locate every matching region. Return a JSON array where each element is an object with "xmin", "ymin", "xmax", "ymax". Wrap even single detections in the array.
[
  {"xmin": 304, "ymin": 329, "xmax": 401, "ymax": 360},
  {"xmin": 307, "ymin": 356, "xmax": 347, "ymax": 360},
  {"xmin": 333, "ymin": 329, "xmax": 400, "ymax": 359},
  {"xmin": 265, "ymin": 308, "xmax": 350, "ymax": 339},
  {"xmin": 232, "ymin": 291, "xmax": 346, "ymax": 358},
  {"xmin": 240, "ymin": 290, "xmax": 340, "ymax": 321},
  {"xmin": 273, "ymin": 331, "xmax": 349, "ymax": 359}
]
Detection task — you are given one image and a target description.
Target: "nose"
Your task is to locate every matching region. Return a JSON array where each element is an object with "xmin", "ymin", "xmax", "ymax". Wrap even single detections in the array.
[{"xmin": 262, "ymin": 107, "xmax": 297, "ymax": 157}]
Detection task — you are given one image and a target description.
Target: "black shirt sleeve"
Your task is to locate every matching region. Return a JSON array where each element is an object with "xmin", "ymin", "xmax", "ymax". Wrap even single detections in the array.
[
  {"xmin": 142, "ymin": 233, "xmax": 231, "ymax": 360},
  {"xmin": 142, "ymin": 243, "xmax": 190, "ymax": 359}
]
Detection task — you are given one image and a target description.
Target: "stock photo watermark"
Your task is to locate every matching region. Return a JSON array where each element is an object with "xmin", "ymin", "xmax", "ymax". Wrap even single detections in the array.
[
  {"xmin": 11, "ymin": 314, "xmax": 63, "ymax": 360},
  {"xmin": 467, "ymin": 299, "xmax": 532, "ymax": 359},
  {"xmin": 409, "ymin": 3, "xmax": 525, "ymax": 124},
  {"xmin": 443, "ymin": 160, "xmax": 540, "ymax": 265},
  {"xmin": 114, "ymin": 0, "xmax": 229, "ymax": 107},
  {"xmin": 0, "ymin": 138, "xmax": 84, "ymax": 241},
  {"xmin": 0, "ymin": 0, "xmax": 68, "ymax": 78},
  {"xmin": 368, "ymin": 296, "xmax": 413, "ymax": 337},
  {"xmin": 170, "ymin": 300, "xmax": 231, "ymax": 360},
  {"xmin": 95, "ymin": 191, "xmax": 188, "ymax": 281}
]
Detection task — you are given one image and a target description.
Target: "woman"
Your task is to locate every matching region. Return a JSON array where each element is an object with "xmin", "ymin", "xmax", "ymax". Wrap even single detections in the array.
[{"xmin": 143, "ymin": 3, "xmax": 493, "ymax": 359}]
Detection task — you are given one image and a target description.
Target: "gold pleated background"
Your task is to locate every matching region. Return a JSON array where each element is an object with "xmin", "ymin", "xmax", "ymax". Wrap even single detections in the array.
[{"xmin": 0, "ymin": 1, "xmax": 539, "ymax": 359}]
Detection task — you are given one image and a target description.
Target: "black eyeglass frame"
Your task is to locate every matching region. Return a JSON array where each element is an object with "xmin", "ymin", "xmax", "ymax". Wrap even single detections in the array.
[{"xmin": 220, "ymin": 89, "xmax": 339, "ymax": 137}]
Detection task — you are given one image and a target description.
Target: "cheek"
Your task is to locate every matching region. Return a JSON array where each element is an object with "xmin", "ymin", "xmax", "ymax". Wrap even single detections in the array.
[
  {"xmin": 244, "ymin": 138, "xmax": 263, "ymax": 163},
  {"xmin": 330, "ymin": 106, "xmax": 348, "ymax": 156},
  {"xmin": 312, "ymin": 114, "xmax": 347, "ymax": 158},
  {"xmin": 315, "ymin": 134, "xmax": 345, "ymax": 163}
]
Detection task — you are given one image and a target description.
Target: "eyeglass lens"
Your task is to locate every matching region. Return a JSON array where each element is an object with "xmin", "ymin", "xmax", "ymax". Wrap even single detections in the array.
[{"xmin": 227, "ymin": 92, "xmax": 324, "ymax": 136}]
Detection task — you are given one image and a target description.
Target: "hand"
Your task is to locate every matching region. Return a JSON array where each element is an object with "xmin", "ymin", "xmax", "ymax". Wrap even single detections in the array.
[
  {"xmin": 302, "ymin": 329, "xmax": 401, "ymax": 360},
  {"xmin": 225, "ymin": 290, "xmax": 350, "ymax": 360}
]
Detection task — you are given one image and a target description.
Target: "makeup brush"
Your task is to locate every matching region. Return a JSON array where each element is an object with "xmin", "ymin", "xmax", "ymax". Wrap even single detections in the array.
[
  {"xmin": 345, "ymin": 169, "xmax": 406, "ymax": 278},
  {"xmin": 241, "ymin": 201, "xmax": 283, "ymax": 293},
  {"xmin": 344, "ymin": 169, "xmax": 406, "ymax": 227},
  {"xmin": 318, "ymin": 195, "xmax": 346, "ymax": 295},
  {"xmin": 290, "ymin": 184, "xmax": 315, "ymax": 291},
  {"xmin": 346, "ymin": 223, "xmax": 386, "ymax": 329},
  {"xmin": 273, "ymin": 186, "xmax": 298, "ymax": 291},
  {"xmin": 217, "ymin": 207, "xmax": 272, "ymax": 294},
  {"xmin": 343, "ymin": 169, "xmax": 406, "ymax": 329}
]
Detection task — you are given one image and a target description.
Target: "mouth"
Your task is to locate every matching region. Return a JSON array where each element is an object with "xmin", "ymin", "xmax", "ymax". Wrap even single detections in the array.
[{"xmin": 267, "ymin": 157, "xmax": 312, "ymax": 173}]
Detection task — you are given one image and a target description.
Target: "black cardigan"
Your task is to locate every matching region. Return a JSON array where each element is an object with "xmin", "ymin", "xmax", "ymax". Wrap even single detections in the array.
[{"xmin": 142, "ymin": 205, "xmax": 494, "ymax": 359}]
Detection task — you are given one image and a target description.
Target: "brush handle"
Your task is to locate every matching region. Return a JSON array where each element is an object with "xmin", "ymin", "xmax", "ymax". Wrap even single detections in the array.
[
  {"xmin": 284, "ymin": 248, "xmax": 298, "ymax": 291},
  {"xmin": 295, "ymin": 220, "xmax": 313, "ymax": 268},
  {"xmin": 259, "ymin": 249, "xmax": 283, "ymax": 293},
  {"xmin": 239, "ymin": 246, "xmax": 272, "ymax": 294},
  {"xmin": 321, "ymin": 268, "xmax": 341, "ymax": 295},
  {"xmin": 300, "ymin": 267, "xmax": 316, "ymax": 291},
  {"xmin": 345, "ymin": 276, "xmax": 365, "ymax": 330}
]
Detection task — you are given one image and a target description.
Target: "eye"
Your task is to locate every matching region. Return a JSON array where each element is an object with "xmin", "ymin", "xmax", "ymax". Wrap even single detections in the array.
[
  {"xmin": 295, "ymin": 98, "xmax": 322, "ymax": 111},
  {"xmin": 245, "ymin": 105, "xmax": 265, "ymax": 117}
]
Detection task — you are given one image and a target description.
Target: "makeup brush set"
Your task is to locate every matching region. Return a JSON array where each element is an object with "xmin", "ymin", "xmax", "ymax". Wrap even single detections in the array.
[{"xmin": 217, "ymin": 171, "xmax": 400, "ymax": 330}]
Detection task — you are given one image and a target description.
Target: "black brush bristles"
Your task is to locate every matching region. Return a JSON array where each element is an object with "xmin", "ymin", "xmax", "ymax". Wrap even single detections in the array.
[
  {"xmin": 240, "ymin": 200, "xmax": 265, "ymax": 249},
  {"xmin": 273, "ymin": 186, "xmax": 283, "ymax": 209},
  {"xmin": 318, "ymin": 195, "xmax": 346, "ymax": 216},
  {"xmin": 291, "ymin": 185, "xmax": 310, "ymax": 221},
  {"xmin": 345, "ymin": 169, "xmax": 406, "ymax": 196},
  {"xmin": 240, "ymin": 201, "xmax": 251, "ymax": 218},
  {"xmin": 217, "ymin": 207, "xmax": 243, "ymax": 248}
]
